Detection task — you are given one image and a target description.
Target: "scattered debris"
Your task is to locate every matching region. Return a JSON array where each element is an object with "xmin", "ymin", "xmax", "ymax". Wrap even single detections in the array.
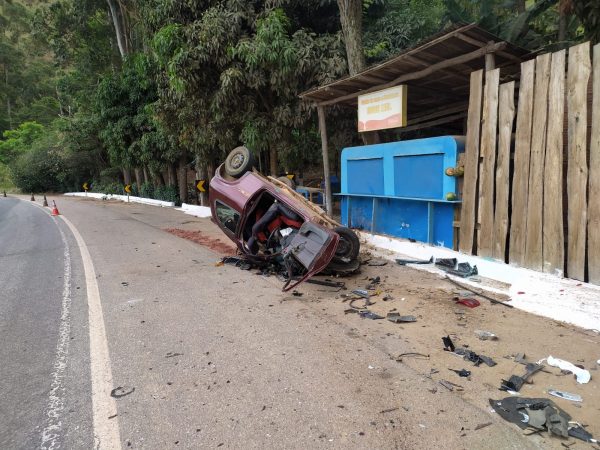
[
  {"xmin": 454, "ymin": 297, "xmax": 480, "ymax": 308},
  {"xmin": 305, "ymin": 278, "xmax": 345, "ymax": 289},
  {"xmin": 548, "ymin": 389, "xmax": 583, "ymax": 403},
  {"xmin": 439, "ymin": 379, "xmax": 463, "ymax": 391},
  {"xmin": 359, "ymin": 310, "xmax": 384, "ymax": 320},
  {"xmin": 444, "ymin": 276, "xmax": 514, "ymax": 308},
  {"xmin": 292, "ymin": 290, "xmax": 303, "ymax": 297},
  {"xmin": 490, "ymin": 397, "xmax": 596, "ymax": 443},
  {"xmin": 546, "ymin": 356, "xmax": 591, "ymax": 384},
  {"xmin": 379, "ymin": 407, "xmax": 400, "ymax": 414},
  {"xmin": 449, "ymin": 368, "xmax": 471, "ymax": 377},
  {"xmin": 367, "ymin": 258, "xmax": 388, "ymax": 266},
  {"xmin": 475, "ymin": 330, "xmax": 498, "ymax": 341},
  {"xmin": 352, "ymin": 289, "xmax": 370, "ymax": 299},
  {"xmin": 110, "ymin": 386, "xmax": 135, "ymax": 398},
  {"xmin": 387, "ymin": 312, "xmax": 417, "ymax": 323},
  {"xmin": 500, "ymin": 363, "xmax": 544, "ymax": 392},
  {"xmin": 442, "ymin": 335, "xmax": 456, "ymax": 352},
  {"xmin": 474, "ymin": 422, "xmax": 493, "ymax": 431},
  {"xmin": 165, "ymin": 352, "xmax": 184, "ymax": 358},
  {"xmin": 395, "ymin": 256, "xmax": 433, "ymax": 265},
  {"xmin": 455, "ymin": 347, "xmax": 497, "ymax": 367},
  {"xmin": 395, "ymin": 352, "xmax": 429, "ymax": 362}
]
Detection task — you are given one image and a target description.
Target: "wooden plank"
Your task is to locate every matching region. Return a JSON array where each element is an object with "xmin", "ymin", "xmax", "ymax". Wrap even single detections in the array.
[
  {"xmin": 477, "ymin": 68, "xmax": 500, "ymax": 257},
  {"xmin": 524, "ymin": 53, "xmax": 551, "ymax": 271},
  {"xmin": 588, "ymin": 43, "xmax": 600, "ymax": 284},
  {"xmin": 458, "ymin": 70, "xmax": 484, "ymax": 254},
  {"xmin": 542, "ymin": 49, "xmax": 566, "ymax": 275},
  {"xmin": 317, "ymin": 105, "xmax": 333, "ymax": 216},
  {"xmin": 567, "ymin": 42, "xmax": 591, "ymax": 281},
  {"xmin": 492, "ymin": 81, "xmax": 515, "ymax": 261},
  {"xmin": 509, "ymin": 59, "xmax": 536, "ymax": 266},
  {"xmin": 318, "ymin": 42, "xmax": 508, "ymax": 106}
]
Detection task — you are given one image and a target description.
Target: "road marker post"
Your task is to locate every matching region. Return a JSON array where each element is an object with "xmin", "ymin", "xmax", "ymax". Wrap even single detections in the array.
[
  {"xmin": 31, "ymin": 193, "xmax": 35, "ymax": 201},
  {"xmin": 43, "ymin": 195, "xmax": 48, "ymax": 207},
  {"xmin": 124, "ymin": 184, "xmax": 131, "ymax": 202}
]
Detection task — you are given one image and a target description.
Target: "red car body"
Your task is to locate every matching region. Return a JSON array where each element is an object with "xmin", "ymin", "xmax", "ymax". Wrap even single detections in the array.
[{"xmin": 209, "ymin": 165, "xmax": 340, "ymax": 290}]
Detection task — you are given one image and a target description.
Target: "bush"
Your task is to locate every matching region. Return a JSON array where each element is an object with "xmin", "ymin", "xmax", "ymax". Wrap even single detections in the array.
[
  {"xmin": 140, "ymin": 182, "xmax": 154, "ymax": 199},
  {"xmin": 154, "ymin": 184, "xmax": 179, "ymax": 205},
  {"xmin": 10, "ymin": 145, "xmax": 64, "ymax": 193}
]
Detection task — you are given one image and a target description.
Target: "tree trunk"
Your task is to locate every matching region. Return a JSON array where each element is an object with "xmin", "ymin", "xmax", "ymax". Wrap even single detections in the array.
[
  {"xmin": 143, "ymin": 166, "xmax": 149, "ymax": 184},
  {"xmin": 515, "ymin": 0, "xmax": 526, "ymax": 13},
  {"xmin": 134, "ymin": 167, "xmax": 142, "ymax": 192},
  {"xmin": 337, "ymin": 0, "xmax": 365, "ymax": 76},
  {"xmin": 558, "ymin": 10, "xmax": 567, "ymax": 45},
  {"xmin": 167, "ymin": 163, "xmax": 176, "ymax": 186},
  {"xmin": 197, "ymin": 161, "xmax": 209, "ymax": 206},
  {"xmin": 5, "ymin": 67, "xmax": 12, "ymax": 129},
  {"xmin": 106, "ymin": 0, "xmax": 129, "ymax": 58},
  {"xmin": 122, "ymin": 168, "xmax": 132, "ymax": 185},
  {"xmin": 178, "ymin": 153, "xmax": 188, "ymax": 204},
  {"xmin": 269, "ymin": 145, "xmax": 278, "ymax": 176}
]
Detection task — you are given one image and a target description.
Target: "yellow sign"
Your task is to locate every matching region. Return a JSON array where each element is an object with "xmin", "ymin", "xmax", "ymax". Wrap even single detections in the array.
[
  {"xmin": 286, "ymin": 173, "xmax": 295, "ymax": 180},
  {"xmin": 83, "ymin": 182, "xmax": 89, "ymax": 191},
  {"xmin": 196, "ymin": 180, "xmax": 207, "ymax": 193},
  {"xmin": 124, "ymin": 184, "xmax": 132, "ymax": 194},
  {"xmin": 358, "ymin": 85, "xmax": 407, "ymax": 132}
]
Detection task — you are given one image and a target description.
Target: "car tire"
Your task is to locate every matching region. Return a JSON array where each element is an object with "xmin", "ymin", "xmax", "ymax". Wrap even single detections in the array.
[
  {"xmin": 333, "ymin": 226, "xmax": 360, "ymax": 263},
  {"xmin": 225, "ymin": 146, "xmax": 255, "ymax": 178}
]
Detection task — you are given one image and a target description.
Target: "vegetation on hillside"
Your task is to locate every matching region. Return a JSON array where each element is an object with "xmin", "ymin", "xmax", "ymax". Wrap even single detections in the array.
[{"xmin": 0, "ymin": 0, "xmax": 593, "ymax": 199}]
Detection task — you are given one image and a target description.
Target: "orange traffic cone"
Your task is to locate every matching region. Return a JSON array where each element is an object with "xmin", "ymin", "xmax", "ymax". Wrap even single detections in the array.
[
  {"xmin": 51, "ymin": 200, "xmax": 60, "ymax": 216},
  {"xmin": 31, "ymin": 193, "xmax": 35, "ymax": 201},
  {"xmin": 43, "ymin": 195, "xmax": 48, "ymax": 207}
]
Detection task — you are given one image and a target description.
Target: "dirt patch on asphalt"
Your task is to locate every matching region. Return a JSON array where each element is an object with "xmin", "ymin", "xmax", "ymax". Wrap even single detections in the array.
[{"xmin": 164, "ymin": 228, "xmax": 236, "ymax": 255}]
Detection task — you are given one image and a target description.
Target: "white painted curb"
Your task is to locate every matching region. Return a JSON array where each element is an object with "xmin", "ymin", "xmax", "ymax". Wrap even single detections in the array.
[
  {"xmin": 360, "ymin": 231, "xmax": 600, "ymax": 331},
  {"xmin": 64, "ymin": 192, "xmax": 175, "ymax": 207}
]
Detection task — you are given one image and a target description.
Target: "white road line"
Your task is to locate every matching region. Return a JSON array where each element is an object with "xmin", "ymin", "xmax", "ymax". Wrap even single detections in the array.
[
  {"xmin": 58, "ymin": 214, "xmax": 122, "ymax": 450},
  {"xmin": 40, "ymin": 219, "xmax": 72, "ymax": 450}
]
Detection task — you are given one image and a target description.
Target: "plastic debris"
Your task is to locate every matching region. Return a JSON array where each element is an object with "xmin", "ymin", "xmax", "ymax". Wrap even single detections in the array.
[
  {"xmin": 442, "ymin": 335, "xmax": 455, "ymax": 352},
  {"xmin": 395, "ymin": 256, "xmax": 433, "ymax": 266},
  {"xmin": 449, "ymin": 368, "xmax": 471, "ymax": 377},
  {"xmin": 359, "ymin": 310, "xmax": 384, "ymax": 320},
  {"xmin": 546, "ymin": 356, "xmax": 591, "ymax": 384},
  {"xmin": 455, "ymin": 347, "xmax": 497, "ymax": 367},
  {"xmin": 352, "ymin": 289, "xmax": 370, "ymax": 299},
  {"xmin": 387, "ymin": 312, "xmax": 417, "ymax": 323},
  {"xmin": 548, "ymin": 389, "xmax": 582, "ymax": 403},
  {"xmin": 475, "ymin": 330, "xmax": 498, "ymax": 340},
  {"xmin": 454, "ymin": 297, "xmax": 480, "ymax": 308},
  {"xmin": 501, "ymin": 363, "xmax": 544, "ymax": 392}
]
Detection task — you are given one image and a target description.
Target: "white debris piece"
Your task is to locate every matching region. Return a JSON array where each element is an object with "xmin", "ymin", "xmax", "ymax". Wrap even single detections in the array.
[{"xmin": 546, "ymin": 356, "xmax": 591, "ymax": 384}]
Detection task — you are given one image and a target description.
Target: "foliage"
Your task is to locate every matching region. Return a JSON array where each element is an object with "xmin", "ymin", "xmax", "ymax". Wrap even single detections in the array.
[
  {"xmin": 0, "ymin": 121, "xmax": 45, "ymax": 164},
  {"xmin": 140, "ymin": 181, "xmax": 154, "ymax": 199}
]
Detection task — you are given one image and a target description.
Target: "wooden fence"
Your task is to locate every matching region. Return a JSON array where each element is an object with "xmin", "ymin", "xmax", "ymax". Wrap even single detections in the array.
[{"xmin": 458, "ymin": 41, "xmax": 600, "ymax": 284}]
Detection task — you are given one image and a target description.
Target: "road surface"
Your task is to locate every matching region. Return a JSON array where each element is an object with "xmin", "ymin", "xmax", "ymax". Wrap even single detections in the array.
[{"xmin": 0, "ymin": 196, "xmax": 541, "ymax": 449}]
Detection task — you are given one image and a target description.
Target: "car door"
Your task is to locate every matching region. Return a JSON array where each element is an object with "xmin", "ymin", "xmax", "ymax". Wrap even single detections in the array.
[{"xmin": 281, "ymin": 222, "xmax": 339, "ymax": 291}]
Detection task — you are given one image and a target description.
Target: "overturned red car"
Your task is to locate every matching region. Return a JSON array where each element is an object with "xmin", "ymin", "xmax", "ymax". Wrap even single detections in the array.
[{"xmin": 209, "ymin": 146, "xmax": 360, "ymax": 291}]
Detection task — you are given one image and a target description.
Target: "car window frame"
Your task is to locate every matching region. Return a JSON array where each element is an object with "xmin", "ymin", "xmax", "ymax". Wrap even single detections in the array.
[{"xmin": 215, "ymin": 200, "xmax": 241, "ymax": 235}]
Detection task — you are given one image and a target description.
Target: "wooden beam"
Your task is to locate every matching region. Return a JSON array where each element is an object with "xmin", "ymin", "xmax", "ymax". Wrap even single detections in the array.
[
  {"xmin": 407, "ymin": 103, "xmax": 468, "ymax": 125},
  {"xmin": 397, "ymin": 112, "xmax": 465, "ymax": 133},
  {"xmin": 318, "ymin": 42, "xmax": 508, "ymax": 107},
  {"xmin": 459, "ymin": 70, "xmax": 484, "ymax": 255},
  {"xmin": 455, "ymin": 32, "xmax": 524, "ymax": 63},
  {"xmin": 317, "ymin": 105, "xmax": 333, "ymax": 216},
  {"xmin": 492, "ymin": 81, "xmax": 515, "ymax": 261},
  {"xmin": 589, "ymin": 43, "xmax": 600, "ymax": 284},
  {"xmin": 477, "ymin": 68, "xmax": 500, "ymax": 257},
  {"xmin": 509, "ymin": 59, "xmax": 535, "ymax": 266},
  {"xmin": 566, "ymin": 42, "xmax": 591, "ymax": 281},
  {"xmin": 524, "ymin": 53, "xmax": 551, "ymax": 271},
  {"xmin": 543, "ymin": 49, "xmax": 566, "ymax": 275}
]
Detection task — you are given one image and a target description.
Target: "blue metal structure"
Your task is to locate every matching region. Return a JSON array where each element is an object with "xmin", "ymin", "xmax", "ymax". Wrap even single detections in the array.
[{"xmin": 339, "ymin": 136, "xmax": 464, "ymax": 248}]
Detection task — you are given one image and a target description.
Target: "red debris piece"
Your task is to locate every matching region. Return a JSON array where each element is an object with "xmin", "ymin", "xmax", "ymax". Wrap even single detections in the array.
[{"xmin": 453, "ymin": 297, "xmax": 480, "ymax": 308}]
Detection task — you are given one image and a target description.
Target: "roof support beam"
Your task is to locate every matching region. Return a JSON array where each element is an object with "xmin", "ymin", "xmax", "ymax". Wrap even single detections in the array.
[{"xmin": 318, "ymin": 41, "xmax": 508, "ymax": 106}]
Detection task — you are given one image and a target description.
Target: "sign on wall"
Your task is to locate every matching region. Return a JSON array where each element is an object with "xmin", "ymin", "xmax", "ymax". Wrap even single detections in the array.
[{"xmin": 358, "ymin": 85, "xmax": 407, "ymax": 132}]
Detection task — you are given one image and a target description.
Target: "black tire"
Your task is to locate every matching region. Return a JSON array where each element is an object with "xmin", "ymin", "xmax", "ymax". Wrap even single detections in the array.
[
  {"xmin": 333, "ymin": 226, "xmax": 360, "ymax": 263},
  {"xmin": 225, "ymin": 146, "xmax": 254, "ymax": 178}
]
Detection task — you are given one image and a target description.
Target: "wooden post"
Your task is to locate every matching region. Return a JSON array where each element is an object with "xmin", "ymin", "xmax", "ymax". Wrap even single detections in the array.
[
  {"xmin": 485, "ymin": 43, "xmax": 496, "ymax": 71},
  {"xmin": 566, "ymin": 42, "xmax": 591, "ymax": 281},
  {"xmin": 589, "ymin": 43, "xmax": 600, "ymax": 284},
  {"xmin": 317, "ymin": 105, "xmax": 333, "ymax": 216}
]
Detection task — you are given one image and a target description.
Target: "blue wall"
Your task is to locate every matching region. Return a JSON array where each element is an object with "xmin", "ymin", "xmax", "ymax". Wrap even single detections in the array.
[{"xmin": 340, "ymin": 136, "xmax": 464, "ymax": 248}]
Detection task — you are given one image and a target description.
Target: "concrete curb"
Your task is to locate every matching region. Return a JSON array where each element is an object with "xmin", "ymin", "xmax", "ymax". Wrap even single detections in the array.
[{"xmin": 63, "ymin": 192, "xmax": 175, "ymax": 207}]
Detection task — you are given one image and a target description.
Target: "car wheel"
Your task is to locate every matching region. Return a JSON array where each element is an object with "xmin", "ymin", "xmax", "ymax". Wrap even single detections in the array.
[
  {"xmin": 333, "ymin": 226, "xmax": 360, "ymax": 263},
  {"xmin": 225, "ymin": 146, "xmax": 255, "ymax": 178}
]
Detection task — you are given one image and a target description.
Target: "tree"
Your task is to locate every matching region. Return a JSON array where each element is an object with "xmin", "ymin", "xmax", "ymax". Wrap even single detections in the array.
[
  {"xmin": 337, "ymin": 0, "xmax": 365, "ymax": 74},
  {"xmin": 0, "ymin": 121, "xmax": 45, "ymax": 164}
]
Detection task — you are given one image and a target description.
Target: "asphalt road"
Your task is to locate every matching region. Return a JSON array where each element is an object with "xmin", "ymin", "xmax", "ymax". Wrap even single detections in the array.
[{"xmin": 0, "ymin": 196, "xmax": 540, "ymax": 449}]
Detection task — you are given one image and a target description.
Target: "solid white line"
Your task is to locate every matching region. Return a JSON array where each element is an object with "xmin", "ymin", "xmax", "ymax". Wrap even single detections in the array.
[
  {"xmin": 40, "ymin": 218, "xmax": 72, "ymax": 450},
  {"xmin": 58, "ymin": 214, "xmax": 122, "ymax": 450}
]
